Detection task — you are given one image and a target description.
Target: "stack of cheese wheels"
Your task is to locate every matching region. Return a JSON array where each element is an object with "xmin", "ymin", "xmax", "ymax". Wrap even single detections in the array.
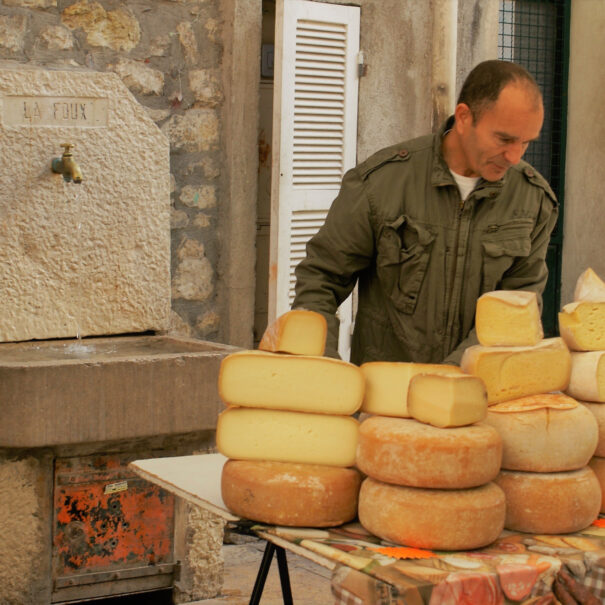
[
  {"xmin": 356, "ymin": 361, "xmax": 506, "ymax": 551},
  {"xmin": 216, "ymin": 310, "xmax": 364, "ymax": 527},
  {"xmin": 463, "ymin": 288, "xmax": 600, "ymax": 533},
  {"xmin": 562, "ymin": 268, "xmax": 605, "ymax": 514}
]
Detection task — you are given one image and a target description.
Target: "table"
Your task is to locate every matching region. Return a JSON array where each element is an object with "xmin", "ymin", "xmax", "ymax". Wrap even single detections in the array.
[{"xmin": 130, "ymin": 454, "xmax": 605, "ymax": 605}]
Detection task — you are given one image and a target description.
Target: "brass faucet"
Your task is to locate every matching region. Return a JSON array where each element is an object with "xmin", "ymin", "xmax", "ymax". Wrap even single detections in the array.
[{"xmin": 52, "ymin": 143, "xmax": 83, "ymax": 184}]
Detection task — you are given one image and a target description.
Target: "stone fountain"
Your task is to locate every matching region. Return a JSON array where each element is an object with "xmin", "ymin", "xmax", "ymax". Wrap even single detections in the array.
[{"xmin": 0, "ymin": 64, "xmax": 236, "ymax": 604}]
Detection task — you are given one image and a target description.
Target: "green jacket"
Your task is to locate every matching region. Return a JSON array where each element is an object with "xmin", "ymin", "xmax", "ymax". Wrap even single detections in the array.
[{"xmin": 293, "ymin": 118, "xmax": 559, "ymax": 365}]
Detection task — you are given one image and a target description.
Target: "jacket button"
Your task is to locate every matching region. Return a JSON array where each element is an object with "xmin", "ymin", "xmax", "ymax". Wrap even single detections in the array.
[
  {"xmin": 524, "ymin": 167, "xmax": 535, "ymax": 178},
  {"xmin": 397, "ymin": 149, "xmax": 409, "ymax": 158}
]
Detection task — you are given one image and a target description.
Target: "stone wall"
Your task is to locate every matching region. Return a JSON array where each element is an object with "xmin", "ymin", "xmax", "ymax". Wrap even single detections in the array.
[{"xmin": 0, "ymin": 0, "xmax": 229, "ymax": 343}]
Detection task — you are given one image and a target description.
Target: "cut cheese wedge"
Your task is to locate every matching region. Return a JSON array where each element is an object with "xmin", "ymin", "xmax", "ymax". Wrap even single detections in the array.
[
  {"xmin": 559, "ymin": 302, "xmax": 605, "ymax": 351},
  {"xmin": 407, "ymin": 373, "xmax": 487, "ymax": 427},
  {"xmin": 485, "ymin": 394, "xmax": 598, "ymax": 472},
  {"xmin": 567, "ymin": 351, "xmax": 605, "ymax": 402},
  {"xmin": 574, "ymin": 267, "xmax": 605, "ymax": 302},
  {"xmin": 218, "ymin": 350, "xmax": 364, "ymax": 415},
  {"xmin": 221, "ymin": 460, "xmax": 361, "ymax": 526},
  {"xmin": 258, "ymin": 309, "xmax": 327, "ymax": 356},
  {"xmin": 358, "ymin": 477, "xmax": 506, "ymax": 551},
  {"xmin": 495, "ymin": 468, "xmax": 601, "ymax": 534},
  {"xmin": 460, "ymin": 338, "xmax": 571, "ymax": 404},
  {"xmin": 588, "ymin": 456, "xmax": 605, "ymax": 513},
  {"xmin": 476, "ymin": 290, "xmax": 543, "ymax": 346},
  {"xmin": 582, "ymin": 402, "xmax": 605, "ymax": 457},
  {"xmin": 356, "ymin": 416, "xmax": 502, "ymax": 489},
  {"xmin": 360, "ymin": 362, "xmax": 463, "ymax": 417},
  {"xmin": 216, "ymin": 407, "xmax": 359, "ymax": 467}
]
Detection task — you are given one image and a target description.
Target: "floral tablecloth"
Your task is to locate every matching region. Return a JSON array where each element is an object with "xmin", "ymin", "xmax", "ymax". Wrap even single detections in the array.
[{"xmin": 249, "ymin": 519, "xmax": 605, "ymax": 605}]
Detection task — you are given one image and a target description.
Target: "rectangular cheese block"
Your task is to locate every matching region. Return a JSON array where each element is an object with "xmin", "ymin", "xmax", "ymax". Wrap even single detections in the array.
[
  {"xmin": 559, "ymin": 302, "xmax": 605, "ymax": 351},
  {"xmin": 258, "ymin": 309, "xmax": 327, "ymax": 356},
  {"xmin": 216, "ymin": 407, "xmax": 359, "ymax": 467},
  {"xmin": 218, "ymin": 350, "xmax": 364, "ymax": 415},
  {"xmin": 574, "ymin": 268, "xmax": 605, "ymax": 302},
  {"xmin": 360, "ymin": 362, "xmax": 464, "ymax": 417},
  {"xmin": 475, "ymin": 290, "xmax": 543, "ymax": 346},
  {"xmin": 567, "ymin": 351, "xmax": 605, "ymax": 402},
  {"xmin": 460, "ymin": 337, "xmax": 571, "ymax": 404},
  {"xmin": 407, "ymin": 373, "xmax": 488, "ymax": 427}
]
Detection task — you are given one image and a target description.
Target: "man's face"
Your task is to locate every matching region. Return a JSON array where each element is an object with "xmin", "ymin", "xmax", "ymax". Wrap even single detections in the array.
[{"xmin": 455, "ymin": 84, "xmax": 544, "ymax": 182}]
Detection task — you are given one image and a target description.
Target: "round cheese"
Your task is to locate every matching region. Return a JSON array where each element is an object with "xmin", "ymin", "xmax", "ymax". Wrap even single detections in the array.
[
  {"xmin": 567, "ymin": 351, "xmax": 605, "ymax": 402},
  {"xmin": 221, "ymin": 460, "xmax": 361, "ymax": 527},
  {"xmin": 583, "ymin": 401, "xmax": 605, "ymax": 456},
  {"xmin": 485, "ymin": 394, "xmax": 598, "ymax": 472},
  {"xmin": 356, "ymin": 416, "xmax": 502, "ymax": 489},
  {"xmin": 358, "ymin": 477, "xmax": 506, "ymax": 551},
  {"xmin": 588, "ymin": 456, "xmax": 605, "ymax": 513},
  {"xmin": 495, "ymin": 467, "xmax": 601, "ymax": 534}
]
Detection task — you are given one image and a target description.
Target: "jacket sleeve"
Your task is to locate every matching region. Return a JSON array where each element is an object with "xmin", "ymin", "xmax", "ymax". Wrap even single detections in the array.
[
  {"xmin": 293, "ymin": 167, "xmax": 376, "ymax": 358},
  {"xmin": 443, "ymin": 190, "xmax": 559, "ymax": 366}
]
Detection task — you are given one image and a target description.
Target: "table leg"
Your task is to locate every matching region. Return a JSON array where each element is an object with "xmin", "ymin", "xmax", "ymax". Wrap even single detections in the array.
[{"xmin": 249, "ymin": 541, "xmax": 294, "ymax": 605}]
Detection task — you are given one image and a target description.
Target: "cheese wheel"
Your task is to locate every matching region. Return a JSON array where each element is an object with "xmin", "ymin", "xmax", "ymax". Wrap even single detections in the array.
[
  {"xmin": 218, "ymin": 350, "xmax": 364, "ymax": 415},
  {"xmin": 460, "ymin": 338, "xmax": 571, "ymax": 404},
  {"xmin": 485, "ymin": 394, "xmax": 598, "ymax": 472},
  {"xmin": 567, "ymin": 351, "xmax": 605, "ymax": 402},
  {"xmin": 356, "ymin": 416, "xmax": 502, "ymax": 489},
  {"xmin": 221, "ymin": 460, "xmax": 361, "ymax": 526},
  {"xmin": 588, "ymin": 456, "xmax": 605, "ymax": 513},
  {"xmin": 574, "ymin": 267, "xmax": 605, "ymax": 302},
  {"xmin": 358, "ymin": 477, "xmax": 506, "ymax": 551},
  {"xmin": 494, "ymin": 467, "xmax": 601, "ymax": 534},
  {"xmin": 582, "ymin": 402, "xmax": 605, "ymax": 456},
  {"xmin": 360, "ymin": 362, "xmax": 463, "ymax": 417},
  {"xmin": 217, "ymin": 407, "xmax": 359, "ymax": 467},
  {"xmin": 407, "ymin": 373, "xmax": 487, "ymax": 428},
  {"xmin": 559, "ymin": 302, "xmax": 605, "ymax": 351},
  {"xmin": 258, "ymin": 310, "xmax": 327, "ymax": 356},
  {"xmin": 476, "ymin": 290, "xmax": 543, "ymax": 347}
]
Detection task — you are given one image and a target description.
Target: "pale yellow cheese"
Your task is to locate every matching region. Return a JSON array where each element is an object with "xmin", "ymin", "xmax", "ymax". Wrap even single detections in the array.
[
  {"xmin": 356, "ymin": 416, "xmax": 502, "ymax": 489},
  {"xmin": 476, "ymin": 290, "xmax": 543, "ymax": 346},
  {"xmin": 360, "ymin": 362, "xmax": 463, "ymax": 417},
  {"xmin": 495, "ymin": 467, "xmax": 601, "ymax": 534},
  {"xmin": 358, "ymin": 477, "xmax": 506, "ymax": 551},
  {"xmin": 460, "ymin": 337, "xmax": 571, "ymax": 404},
  {"xmin": 221, "ymin": 460, "xmax": 361, "ymax": 526},
  {"xmin": 218, "ymin": 350, "xmax": 364, "ymax": 415},
  {"xmin": 574, "ymin": 267, "xmax": 605, "ymax": 302},
  {"xmin": 588, "ymin": 456, "xmax": 605, "ymax": 513},
  {"xmin": 258, "ymin": 310, "xmax": 327, "ymax": 356},
  {"xmin": 216, "ymin": 407, "xmax": 359, "ymax": 467},
  {"xmin": 559, "ymin": 302, "xmax": 605, "ymax": 351},
  {"xmin": 485, "ymin": 394, "xmax": 598, "ymax": 472},
  {"xmin": 407, "ymin": 373, "xmax": 487, "ymax": 427},
  {"xmin": 582, "ymin": 402, "xmax": 605, "ymax": 457},
  {"xmin": 567, "ymin": 351, "xmax": 605, "ymax": 402}
]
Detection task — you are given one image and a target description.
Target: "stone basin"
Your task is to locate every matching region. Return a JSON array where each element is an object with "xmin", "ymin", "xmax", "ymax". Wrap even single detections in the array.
[{"xmin": 0, "ymin": 335, "xmax": 239, "ymax": 448}]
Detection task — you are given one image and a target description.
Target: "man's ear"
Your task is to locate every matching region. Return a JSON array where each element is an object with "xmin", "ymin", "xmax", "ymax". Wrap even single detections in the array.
[{"xmin": 454, "ymin": 103, "xmax": 473, "ymax": 133}]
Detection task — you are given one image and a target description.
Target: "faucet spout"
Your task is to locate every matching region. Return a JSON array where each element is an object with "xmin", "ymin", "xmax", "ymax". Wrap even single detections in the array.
[{"xmin": 52, "ymin": 143, "xmax": 83, "ymax": 184}]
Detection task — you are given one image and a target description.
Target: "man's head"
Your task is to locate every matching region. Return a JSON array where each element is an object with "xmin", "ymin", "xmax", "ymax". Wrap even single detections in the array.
[{"xmin": 447, "ymin": 60, "xmax": 544, "ymax": 182}]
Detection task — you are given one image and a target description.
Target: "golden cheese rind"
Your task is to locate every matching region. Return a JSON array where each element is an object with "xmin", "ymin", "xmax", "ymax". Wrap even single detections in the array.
[
  {"xmin": 567, "ymin": 351, "xmax": 605, "ymax": 402},
  {"xmin": 218, "ymin": 350, "xmax": 364, "ymax": 415},
  {"xmin": 574, "ymin": 268, "xmax": 605, "ymax": 302},
  {"xmin": 356, "ymin": 416, "xmax": 502, "ymax": 489},
  {"xmin": 559, "ymin": 302, "xmax": 605, "ymax": 351},
  {"xmin": 485, "ymin": 397, "xmax": 598, "ymax": 472},
  {"xmin": 359, "ymin": 362, "xmax": 463, "ymax": 417},
  {"xmin": 489, "ymin": 392, "xmax": 578, "ymax": 413},
  {"xmin": 495, "ymin": 467, "xmax": 601, "ymax": 534},
  {"xmin": 460, "ymin": 337, "xmax": 571, "ymax": 404},
  {"xmin": 221, "ymin": 460, "xmax": 361, "ymax": 527},
  {"xmin": 358, "ymin": 477, "xmax": 506, "ymax": 551},
  {"xmin": 258, "ymin": 310, "xmax": 327, "ymax": 356},
  {"xmin": 476, "ymin": 290, "xmax": 543, "ymax": 347},
  {"xmin": 582, "ymin": 402, "xmax": 605, "ymax": 457},
  {"xmin": 588, "ymin": 456, "xmax": 605, "ymax": 513},
  {"xmin": 216, "ymin": 407, "xmax": 359, "ymax": 467}
]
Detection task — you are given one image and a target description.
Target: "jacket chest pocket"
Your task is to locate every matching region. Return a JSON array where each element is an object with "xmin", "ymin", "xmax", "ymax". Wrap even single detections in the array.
[
  {"xmin": 376, "ymin": 215, "xmax": 435, "ymax": 314},
  {"xmin": 481, "ymin": 218, "xmax": 533, "ymax": 292}
]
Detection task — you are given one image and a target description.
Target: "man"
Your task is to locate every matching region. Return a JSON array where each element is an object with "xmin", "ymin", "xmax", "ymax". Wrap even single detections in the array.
[{"xmin": 293, "ymin": 60, "xmax": 558, "ymax": 365}]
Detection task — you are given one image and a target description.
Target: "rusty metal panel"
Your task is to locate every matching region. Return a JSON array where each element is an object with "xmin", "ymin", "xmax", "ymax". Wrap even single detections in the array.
[{"xmin": 53, "ymin": 454, "xmax": 174, "ymax": 580}]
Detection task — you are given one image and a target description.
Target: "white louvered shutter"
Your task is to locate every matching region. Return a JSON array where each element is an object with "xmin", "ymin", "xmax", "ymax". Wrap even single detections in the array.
[{"xmin": 269, "ymin": 0, "xmax": 360, "ymax": 360}]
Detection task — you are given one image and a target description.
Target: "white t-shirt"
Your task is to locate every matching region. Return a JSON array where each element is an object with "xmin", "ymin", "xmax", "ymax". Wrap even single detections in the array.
[{"xmin": 450, "ymin": 170, "xmax": 480, "ymax": 202}]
